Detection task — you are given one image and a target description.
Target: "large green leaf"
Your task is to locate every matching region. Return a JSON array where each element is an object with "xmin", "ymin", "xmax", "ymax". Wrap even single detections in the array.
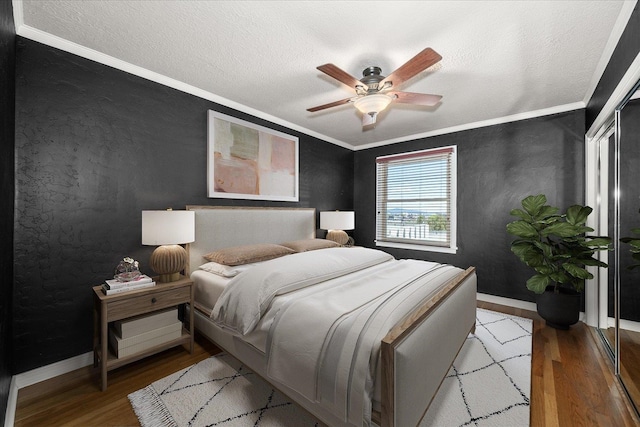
[
  {"xmin": 620, "ymin": 237, "xmax": 640, "ymax": 246},
  {"xmin": 585, "ymin": 237, "xmax": 612, "ymax": 248},
  {"xmin": 521, "ymin": 195, "xmax": 547, "ymax": 216},
  {"xmin": 526, "ymin": 274, "xmax": 551, "ymax": 294},
  {"xmin": 566, "ymin": 205, "xmax": 592, "ymax": 226},
  {"xmin": 506, "ymin": 220, "xmax": 538, "ymax": 238},
  {"xmin": 542, "ymin": 222, "xmax": 580, "ymax": 238},
  {"xmin": 631, "ymin": 253, "xmax": 640, "ymax": 267},
  {"xmin": 577, "ymin": 257, "xmax": 608, "ymax": 268},
  {"xmin": 562, "ymin": 263, "xmax": 592, "ymax": 280},
  {"xmin": 534, "ymin": 265, "xmax": 555, "ymax": 275},
  {"xmin": 533, "ymin": 241, "xmax": 554, "ymax": 259},
  {"xmin": 536, "ymin": 205, "xmax": 560, "ymax": 220},
  {"xmin": 574, "ymin": 225, "xmax": 595, "ymax": 234},
  {"xmin": 550, "ymin": 271, "xmax": 569, "ymax": 283},
  {"xmin": 511, "ymin": 244, "xmax": 545, "ymax": 267},
  {"xmin": 509, "ymin": 208, "xmax": 531, "ymax": 221},
  {"xmin": 510, "ymin": 241, "xmax": 536, "ymax": 256},
  {"xmin": 526, "ymin": 252, "xmax": 545, "ymax": 267},
  {"xmin": 550, "ymin": 253, "xmax": 572, "ymax": 261},
  {"xmin": 536, "ymin": 216, "xmax": 562, "ymax": 226}
]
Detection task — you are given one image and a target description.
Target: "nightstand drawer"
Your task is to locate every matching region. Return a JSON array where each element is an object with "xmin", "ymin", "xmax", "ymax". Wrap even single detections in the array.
[{"xmin": 106, "ymin": 286, "xmax": 191, "ymax": 321}]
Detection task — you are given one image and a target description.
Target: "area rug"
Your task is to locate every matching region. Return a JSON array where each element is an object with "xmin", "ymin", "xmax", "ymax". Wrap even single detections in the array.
[{"xmin": 129, "ymin": 308, "xmax": 532, "ymax": 427}]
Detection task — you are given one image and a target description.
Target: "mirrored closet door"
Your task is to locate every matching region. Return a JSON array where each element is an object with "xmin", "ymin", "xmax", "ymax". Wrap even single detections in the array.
[
  {"xmin": 595, "ymin": 78, "xmax": 640, "ymax": 413},
  {"xmin": 616, "ymin": 81, "xmax": 640, "ymax": 408}
]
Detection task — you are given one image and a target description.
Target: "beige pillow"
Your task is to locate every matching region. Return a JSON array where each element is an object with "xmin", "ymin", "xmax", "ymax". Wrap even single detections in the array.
[
  {"xmin": 203, "ymin": 243, "xmax": 294, "ymax": 266},
  {"xmin": 280, "ymin": 238, "xmax": 340, "ymax": 252}
]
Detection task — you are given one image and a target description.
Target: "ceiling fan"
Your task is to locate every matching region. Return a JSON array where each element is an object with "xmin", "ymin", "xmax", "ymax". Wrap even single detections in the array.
[{"xmin": 307, "ymin": 48, "xmax": 443, "ymax": 127}]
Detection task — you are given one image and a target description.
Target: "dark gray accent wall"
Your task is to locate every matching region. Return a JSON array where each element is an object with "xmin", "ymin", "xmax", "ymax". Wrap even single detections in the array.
[
  {"xmin": 586, "ymin": 3, "xmax": 640, "ymax": 128},
  {"xmin": 0, "ymin": 0, "xmax": 15, "ymax": 422},
  {"xmin": 354, "ymin": 110, "xmax": 585, "ymax": 303},
  {"xmin": 13, "ymin": 38, "xmax": 353, "ymax": 373}
]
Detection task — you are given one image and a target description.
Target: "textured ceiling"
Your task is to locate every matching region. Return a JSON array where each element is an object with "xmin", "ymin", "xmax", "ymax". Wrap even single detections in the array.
[{"xmin": 15, "ymin": 1, "xmax": 632, "ymax": 149}]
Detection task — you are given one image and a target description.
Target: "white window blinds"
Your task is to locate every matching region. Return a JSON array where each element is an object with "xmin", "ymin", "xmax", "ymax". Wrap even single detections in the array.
[{"xmin": 376, "ymin": 146, "xmax": 457, "ymax": 252}]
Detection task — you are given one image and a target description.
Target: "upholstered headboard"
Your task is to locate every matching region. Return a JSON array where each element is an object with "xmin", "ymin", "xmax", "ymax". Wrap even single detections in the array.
[{"xmin": 185, "ymin": 206, "xmax": 316, "ymax": 275}]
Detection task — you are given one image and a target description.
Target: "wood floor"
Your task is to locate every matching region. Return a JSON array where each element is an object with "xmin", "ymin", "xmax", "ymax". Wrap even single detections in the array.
[
  {"xmin": 603, "ymin": 326, "xmax": 640, "ymax": 411},
  {"xmin": 13, "ymin": 302, "xmax": 640, "ymax": 426}
]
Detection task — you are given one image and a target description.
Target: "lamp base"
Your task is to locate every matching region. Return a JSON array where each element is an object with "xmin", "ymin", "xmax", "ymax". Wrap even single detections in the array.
[
  {"xmin": 157, "ymin": 272, "xmax": 182, "ymax": 283},
  {"xmin": 149, "ymin": 244, "xmax": 187, "ymax": 283},
  {"xmin": 326, "ymin": 230, "xmax": 349, "ymax": 246}
]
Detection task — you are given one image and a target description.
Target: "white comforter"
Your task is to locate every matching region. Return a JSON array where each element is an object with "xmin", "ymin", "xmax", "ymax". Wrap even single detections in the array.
[{"xmin": 211, "ymin": 247, "xmax": 464, "ymax": 426}]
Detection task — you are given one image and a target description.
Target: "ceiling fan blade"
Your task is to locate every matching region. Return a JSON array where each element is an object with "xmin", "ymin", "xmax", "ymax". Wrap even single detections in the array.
[
  {"xmin": 380, "ymin": 48, "xmax": 442, "ymax": 89},
  {"xmin": 362, "ymin": 112, "xmax": 377, "ymax": 127},
  {"xmin": 388, "ymin": 91, "xmax": 442, "ymax": 106},
  {"xmin": 317, "ymin": 64, "xmax": 368, "ymax": 91},
  {"xmin": 307, "ymin": 97, "xmax": 353, "ymax": 112}
]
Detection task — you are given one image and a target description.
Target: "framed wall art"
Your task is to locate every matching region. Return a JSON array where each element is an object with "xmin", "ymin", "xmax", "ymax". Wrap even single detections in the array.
[{"xmin": 207, "ymin": 110, "xmax": 299, "ymax": 201}]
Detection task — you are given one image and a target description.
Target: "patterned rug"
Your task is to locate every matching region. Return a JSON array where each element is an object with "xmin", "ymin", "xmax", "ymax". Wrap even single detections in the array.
[
  {"xmin": 129, "ymin": 308, "xmax": 532, "ymax": 426},
  {"xmin": 420, "ymin": 308, "xmax": 532, "ymax": 426}
]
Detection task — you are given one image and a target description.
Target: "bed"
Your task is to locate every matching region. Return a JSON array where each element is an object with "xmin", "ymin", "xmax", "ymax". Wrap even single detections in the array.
[{"xmin": 185, "ymin": 205, "xmax": 477, "ymax": 427}]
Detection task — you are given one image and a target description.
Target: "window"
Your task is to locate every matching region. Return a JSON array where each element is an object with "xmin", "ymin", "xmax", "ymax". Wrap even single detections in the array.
[{"xmin": 376, "ymin": 146, "xmax": 457, "ymax": 253}]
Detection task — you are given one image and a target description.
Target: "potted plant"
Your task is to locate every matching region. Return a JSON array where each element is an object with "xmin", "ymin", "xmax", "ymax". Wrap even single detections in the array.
[
  {"xmin": 620, "ymin": 209, "xmax": 640, "ymax": 270},
  {"xmin": 506, "ymin": 194, "xmax": 611, "ymax": 329}
]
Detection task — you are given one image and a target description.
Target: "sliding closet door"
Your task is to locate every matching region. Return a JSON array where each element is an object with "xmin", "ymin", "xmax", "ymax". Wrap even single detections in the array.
[{"xmin": 618, "ymin": 93, "xmax": 640, "ymax": 408}]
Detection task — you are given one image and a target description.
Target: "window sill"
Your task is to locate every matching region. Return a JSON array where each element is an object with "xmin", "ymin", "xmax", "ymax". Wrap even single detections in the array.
[{"xmin": 375, "ymin": 240, "xmax": 458, "ymax": 254}]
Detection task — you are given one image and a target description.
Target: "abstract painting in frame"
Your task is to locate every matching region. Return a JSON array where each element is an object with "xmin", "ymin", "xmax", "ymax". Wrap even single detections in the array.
[{"xmin": 207, "ymin": 110, "xmax": 299, "ymax": 201}]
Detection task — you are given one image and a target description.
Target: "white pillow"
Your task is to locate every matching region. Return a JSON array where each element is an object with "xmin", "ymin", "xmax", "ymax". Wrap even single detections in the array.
[{"xmin": 198, "ymin": 261, "xmax": 257, "ymax": 278}]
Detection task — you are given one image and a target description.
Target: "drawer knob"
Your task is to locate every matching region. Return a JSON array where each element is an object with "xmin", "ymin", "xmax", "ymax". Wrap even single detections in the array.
[{"xmin": 151, "ymin": 297, "xmax": 157, "ymax": 303}]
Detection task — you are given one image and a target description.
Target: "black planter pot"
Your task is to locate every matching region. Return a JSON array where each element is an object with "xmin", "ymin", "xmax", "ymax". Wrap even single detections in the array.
[{"xmin": 536, "ymin": 285, "xmax": 581, "ymax": 330}]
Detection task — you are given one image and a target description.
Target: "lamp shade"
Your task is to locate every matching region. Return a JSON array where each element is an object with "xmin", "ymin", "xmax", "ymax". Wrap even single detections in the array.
[
  {"xmin": 320, "ymin": 211, "xmax": 355, "ymax": 231},
  {"xmin": 353, "ymin": 94, "xmax": 393, "ymax": 115},
  {"xmin": 142, "ymin": 210, "xmax": 195, "ymax": 245}
]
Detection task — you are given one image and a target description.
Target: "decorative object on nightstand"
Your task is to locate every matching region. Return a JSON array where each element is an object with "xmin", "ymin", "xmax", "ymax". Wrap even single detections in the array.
[
  {"xmin": 142, "ymin": 209, "xmax": 195, "ymax": 283},
  {"xmin": 320, "ymin": 210, "xmax": 355, "ymax": 246},
  {"xmin": 113, "ymin": 256, "xmax": 141, "ymax": 282}
]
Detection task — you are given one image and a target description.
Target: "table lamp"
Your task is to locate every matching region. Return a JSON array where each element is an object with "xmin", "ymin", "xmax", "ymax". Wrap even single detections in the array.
[
  {"xmin": 320, "ymin": 211, "xmax": 355, "ymax": 245},
  {"xmin": 142, "ymin": 209, "xmax": 195, "ymax": 282}
]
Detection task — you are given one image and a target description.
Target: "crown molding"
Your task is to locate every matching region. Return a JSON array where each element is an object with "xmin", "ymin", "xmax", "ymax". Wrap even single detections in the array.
[
  {"xmin": 582, "ymin": 0, "xmax": 638, "ymax": 105},
  {"xmin": 586, "ymin": 51, "xmax": 640, "ymax": 138},
  {"xmin": 354, "ymin": 102, "xmax": 585, "ymax": 151},
  {"xmin": 13, "ymin": 22, "xmax": 354, "ymax": 150}
]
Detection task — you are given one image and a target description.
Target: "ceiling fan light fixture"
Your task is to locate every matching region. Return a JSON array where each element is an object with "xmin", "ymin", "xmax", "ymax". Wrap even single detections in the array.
[
  {"xmin": 353, "ymin": 93, "xmax": 393, "ymax": 115},
  {"xmin": 307, "ymin": 48, "xmax": 443, "ymax": 125}
]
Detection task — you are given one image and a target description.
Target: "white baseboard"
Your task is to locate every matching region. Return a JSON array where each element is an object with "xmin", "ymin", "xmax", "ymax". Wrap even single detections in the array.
[
  {"xmin": 3, "ymin": 352, "xmax": 93, "ymax": 427},
  {"xmin": 476, "ymin": 292, "xmax": 537, "ymax": 312},
  {"xmin": 11, "ymin": 352, "xmax": 93, "ymax": 390},
  {"xmin": 3, "ymin": 377, "xmax": 17, "ymax": 427},
  {"xmin": 477, "ymin": 292, "xmax": 591, "ymax": 324},
  {"xmin": 605, "ymin": 316, "xmax": 640, "ymax": 333}
]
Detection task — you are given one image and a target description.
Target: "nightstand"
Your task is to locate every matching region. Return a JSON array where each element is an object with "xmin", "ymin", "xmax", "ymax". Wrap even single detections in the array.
[{"xmin": 92, "ymin": 275, "xmax": 194, "ymax": 391}]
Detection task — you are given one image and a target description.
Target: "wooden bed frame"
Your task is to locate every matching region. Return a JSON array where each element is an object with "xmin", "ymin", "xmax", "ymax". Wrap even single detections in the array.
[{"xmin": 185, "ymin": 205, "xmax": 477, "ymax": 427}]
